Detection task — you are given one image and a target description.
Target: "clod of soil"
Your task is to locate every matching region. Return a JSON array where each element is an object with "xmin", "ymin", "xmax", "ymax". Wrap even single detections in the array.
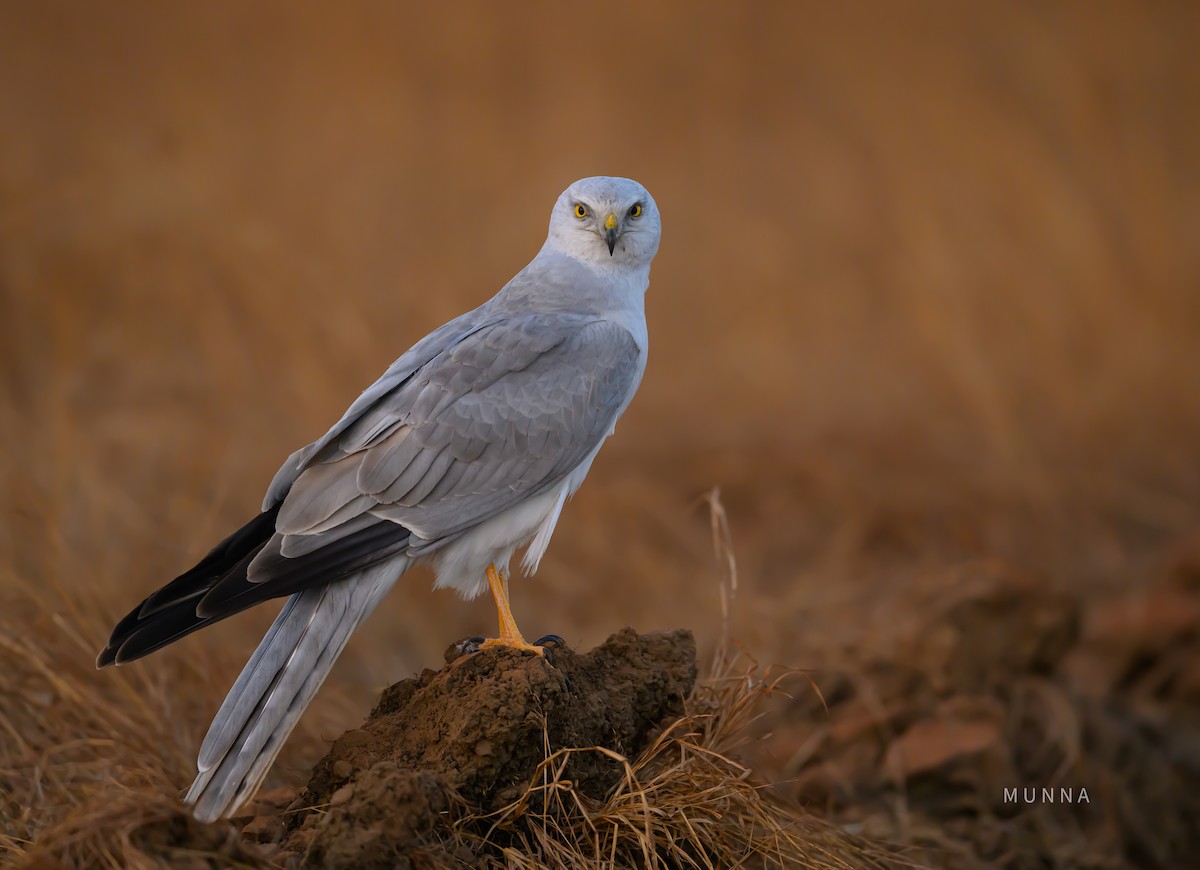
[
  {"xmin": 283, "ymin": 627, "xmax": 697, "ymax": 868},
  {"xmin": 781, "ymin": 562, "xmax": 1200, "ymax": 869}
]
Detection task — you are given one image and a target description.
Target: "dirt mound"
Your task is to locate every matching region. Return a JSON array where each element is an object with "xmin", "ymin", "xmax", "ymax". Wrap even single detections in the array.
[
  {"xmin": 276, "ymin": 628, "xmax": 696, "ymax": 867},
  {"xmin": 16, "ymin": 625, "xmax": 901, "ymax": 869}
]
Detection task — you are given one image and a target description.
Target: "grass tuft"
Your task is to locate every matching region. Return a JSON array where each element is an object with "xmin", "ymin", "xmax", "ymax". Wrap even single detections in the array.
[{"xmin": 442, "ymin": 656, "xmax": 903, "ymax": 869}]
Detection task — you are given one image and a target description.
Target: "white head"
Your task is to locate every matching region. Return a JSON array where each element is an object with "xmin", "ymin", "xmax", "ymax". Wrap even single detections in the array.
[{"xmin": 545, "ymin": 176, "xmax": 661, "ymax": 268}]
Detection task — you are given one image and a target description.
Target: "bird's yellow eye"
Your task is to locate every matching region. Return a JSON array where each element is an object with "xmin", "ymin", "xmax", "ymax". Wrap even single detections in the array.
[
  {"xmin": 573, "ymin": 203, "xmax": 588, "ymax": 218},
  {"xmin": 628, "ymin": 203, "xmax": 643, "ymax": 218}
]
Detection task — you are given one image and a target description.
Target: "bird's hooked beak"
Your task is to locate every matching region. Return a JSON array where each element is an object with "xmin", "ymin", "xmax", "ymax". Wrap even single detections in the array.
[{"xmin": 603, "ymin": 213, "xmax": 619, "ymax": 256}]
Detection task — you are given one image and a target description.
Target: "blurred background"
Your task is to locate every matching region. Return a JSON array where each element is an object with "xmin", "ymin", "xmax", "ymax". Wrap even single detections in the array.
[{"xmin": 2, "ymin": 2, "xmax": 1198, "ymax": 865}]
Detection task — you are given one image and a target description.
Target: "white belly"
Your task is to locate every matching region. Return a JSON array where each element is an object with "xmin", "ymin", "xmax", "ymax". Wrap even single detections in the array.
[{"xmin": 426, "ymin": 478, "xmax": 573, "ymax": 599}]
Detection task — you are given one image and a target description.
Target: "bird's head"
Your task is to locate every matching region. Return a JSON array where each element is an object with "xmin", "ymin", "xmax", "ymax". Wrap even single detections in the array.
[{"xmin": 546, "ymin": 176, "xmax": 661, "ymax": 267}]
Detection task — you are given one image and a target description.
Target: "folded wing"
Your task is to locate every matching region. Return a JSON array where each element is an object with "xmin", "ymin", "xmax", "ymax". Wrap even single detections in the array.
[{"xmin": 97, "ymin": 314, "xmax": 639, "ymax": 666}]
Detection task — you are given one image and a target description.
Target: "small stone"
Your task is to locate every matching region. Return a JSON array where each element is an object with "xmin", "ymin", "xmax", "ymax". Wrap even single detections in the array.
[
  {"xmin": 332, "ymin": 759, "xmax": 354, "ymax": 779},
  {"xmin": 330, "ymin": 783, "xmax": 355, "ymax": 806},
  {"xmin": 474, "ymin": 739, "xmax": 493, "ymax": 757}
]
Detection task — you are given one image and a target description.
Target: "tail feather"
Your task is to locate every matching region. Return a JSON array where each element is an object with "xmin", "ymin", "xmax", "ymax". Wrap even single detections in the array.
[
  {"xmin": 185, "ymin": 561, "xmax": 403, "ymax": 822},
  {"xmin": 194, "ymin": 591, "xmax": 311, "ymax": 771}
]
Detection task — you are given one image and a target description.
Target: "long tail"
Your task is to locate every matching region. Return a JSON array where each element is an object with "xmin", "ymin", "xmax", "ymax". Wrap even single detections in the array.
[{"xmin": 184, "ymin": 560, "xmax": 404, "ymax": 822}]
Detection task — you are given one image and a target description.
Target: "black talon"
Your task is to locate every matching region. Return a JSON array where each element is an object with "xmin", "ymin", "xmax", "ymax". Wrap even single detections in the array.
[
  {"xmin": 533, "ymin": 634, "xmax": 567, "ymax": 666},
  {"xmin": 456, "ymin": 636, "xmax": 487, "ymax": 656}
]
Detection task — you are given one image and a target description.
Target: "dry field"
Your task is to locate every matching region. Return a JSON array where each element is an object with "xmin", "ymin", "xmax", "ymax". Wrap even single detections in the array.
[{"xmin": 2, "ymin": 2, "xmax": 1199, "ymax": 867}]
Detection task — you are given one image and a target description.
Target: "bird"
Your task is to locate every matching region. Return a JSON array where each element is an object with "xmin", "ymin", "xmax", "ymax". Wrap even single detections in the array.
[{"xmin": 96, "ymin": 176, "xmax": 662, "ymax": 822}]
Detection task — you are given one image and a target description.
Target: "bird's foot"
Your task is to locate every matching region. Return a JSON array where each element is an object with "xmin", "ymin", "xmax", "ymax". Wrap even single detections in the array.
[
  {"xmin": 479, "ymin": 636, "xmax": 549, "ymax": 657},
  {"xmin": 456, "ymin": 633, "xmax": 566, "ymax": 662}
]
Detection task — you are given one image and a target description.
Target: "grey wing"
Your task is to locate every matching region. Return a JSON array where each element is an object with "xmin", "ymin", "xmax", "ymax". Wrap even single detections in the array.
[
  {"xmin": 261, "ymin": 306, "xmax": 505, "ymax": 509},
  {"xmin": 261, "ymin": 314, "xmax": 641, "ymax": 566}
]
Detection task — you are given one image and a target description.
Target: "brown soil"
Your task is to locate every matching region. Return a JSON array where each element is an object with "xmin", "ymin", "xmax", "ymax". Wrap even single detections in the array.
[
  {"xmin": 273, "ymin": 628, "xmax": 699, "ymax": 867},
  {"xmin": 769, "ymin": 552, "xmax": 1200, "ymax": 869}
]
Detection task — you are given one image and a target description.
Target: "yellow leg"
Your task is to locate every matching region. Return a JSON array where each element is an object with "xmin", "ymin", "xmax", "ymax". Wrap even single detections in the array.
[{"xmin": 479, "ymin": 563, "xmax": 545, "ymax": 656}]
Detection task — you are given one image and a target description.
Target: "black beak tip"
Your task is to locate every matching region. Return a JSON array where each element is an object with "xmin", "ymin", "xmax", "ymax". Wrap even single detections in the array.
[{"xmin": 605, "ymin": 229, "xmax": 618, "ymax": 255}]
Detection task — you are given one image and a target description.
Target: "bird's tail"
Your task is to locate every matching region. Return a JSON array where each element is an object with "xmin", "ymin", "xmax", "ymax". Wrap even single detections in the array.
[{"xmin": 184, "ymin": 560, "xmax": 404, "ymax": 822}]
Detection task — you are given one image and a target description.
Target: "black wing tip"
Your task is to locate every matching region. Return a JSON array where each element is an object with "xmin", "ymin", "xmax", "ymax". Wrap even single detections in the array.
[
  {"xmin": 95, "ymin": 507, "xmax": 283, "ymax": 666},
  {"xmin": 95, "ymin": 506, "xmax": 408, "ymax": 666},
  {"xmin": 97, "ymin": 645, "xmax": 157, "ymax": 668},
  {"xmin": 96, "ymin": 634, "xmax": 133, "ymax": 668},
  {"xmin": 96, "ymin": 597, "xmax": 158, "ymax": 668},
  {"xmin": 95, "ymin": 649, "xmax": 113, "ymax": 669}
]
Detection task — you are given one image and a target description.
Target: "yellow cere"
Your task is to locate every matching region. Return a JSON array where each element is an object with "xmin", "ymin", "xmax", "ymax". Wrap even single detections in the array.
[{"xmin": 604, "ymin": 213, "xmax": 617, "ymax": 230}]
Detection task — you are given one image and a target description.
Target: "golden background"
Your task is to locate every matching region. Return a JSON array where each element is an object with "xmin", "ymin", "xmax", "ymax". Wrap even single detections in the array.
[{"xmin": 2, "ymin": 2, "xmax": 1198, "ymax": 860}]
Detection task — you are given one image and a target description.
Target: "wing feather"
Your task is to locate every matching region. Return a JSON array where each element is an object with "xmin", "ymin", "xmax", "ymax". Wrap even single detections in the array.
[{"xmin": 216, "ymin": 313, "xmax": 640, "ymax": 606}]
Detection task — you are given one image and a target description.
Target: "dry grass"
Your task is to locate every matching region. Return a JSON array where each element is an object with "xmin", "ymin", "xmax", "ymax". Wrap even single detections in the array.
[
  {"xmin": 2, "ymin": 1, "xmax": 1199, "ymax": 866},
  {"xmin": 0, "ymin": 572, "xmax": 253, "ymax": 867},
  {"xmin": 4, "ymin": 499, "xmax": 904, "ymax": 868},
  {"xmin": 445, "ymin": 662, "xmax": 890, "ymax": 869}
]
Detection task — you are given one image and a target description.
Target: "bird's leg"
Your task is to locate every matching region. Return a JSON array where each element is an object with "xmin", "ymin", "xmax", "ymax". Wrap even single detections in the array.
[{"xmin": 478, "ymin": 563, "xmax": 546, "ymax": 656}]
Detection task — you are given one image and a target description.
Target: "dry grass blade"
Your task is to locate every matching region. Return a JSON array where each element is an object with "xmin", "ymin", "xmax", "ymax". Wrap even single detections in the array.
[{"xmin": 705, "ymin": 487, "xmax": 739, "ymax": 673}]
